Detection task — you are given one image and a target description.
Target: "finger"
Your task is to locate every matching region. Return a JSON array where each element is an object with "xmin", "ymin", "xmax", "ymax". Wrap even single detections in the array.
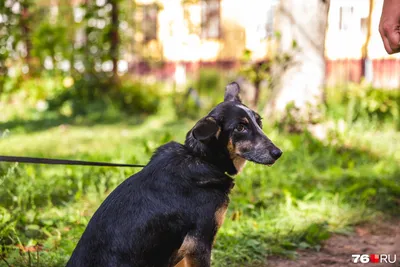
[
  {"xmin": 393, "ymin": 47, "xmax": 400, "ymax": 54},
  {"xmin": 382, "ymin": 22, "xmax": 400, "ymax": 54},
  {"xmin": 379, "ymin": 23, "xmax": 393, "ymax": 53},
  {"xmin": 379, "ymin": 23, "xmax": 385, "ymax": 38},
  {"xmin": 382, "ymin": 35, "xmax": 394, "ymax": 54},
  {"xmin": 386, "ymin": 28, "xmax": 400, "ymax": 51}
]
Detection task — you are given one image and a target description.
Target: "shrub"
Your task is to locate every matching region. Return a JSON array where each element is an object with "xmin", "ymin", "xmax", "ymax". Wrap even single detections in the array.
[
  {"xmin": 326, "ymin": 83, "xmax": 400, "ymax": 126},
  {"xmin": 196, "ymin": 68, "xmax": 225, "ymax": 94},
  {"xmin": 174, "ymin": 87, "xmax": 202, "ymax": 119},
  {"xmin": 175, "ymin": 68, "xmax": 232, "ymax": 119},
  {"xmin": 118, "ymin": 80, "xmax": 162, "ymax": 115}
]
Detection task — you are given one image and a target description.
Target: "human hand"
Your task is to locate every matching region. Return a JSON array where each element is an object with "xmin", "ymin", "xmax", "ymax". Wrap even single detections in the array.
[{"xmin": 379, "ymin": 0, "xmax": 400, "ymax": 54}]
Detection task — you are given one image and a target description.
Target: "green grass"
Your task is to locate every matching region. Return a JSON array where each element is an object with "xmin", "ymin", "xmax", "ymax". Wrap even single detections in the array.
[{"xmin": 0, "ymin": 100, "xmax": 399, "ymax": 267}]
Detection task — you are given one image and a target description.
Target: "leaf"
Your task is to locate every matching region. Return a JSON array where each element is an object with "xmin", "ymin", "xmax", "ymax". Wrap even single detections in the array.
[{"xmin": 292, "ymin": 40, "xmax": 298, "ymax": 49}]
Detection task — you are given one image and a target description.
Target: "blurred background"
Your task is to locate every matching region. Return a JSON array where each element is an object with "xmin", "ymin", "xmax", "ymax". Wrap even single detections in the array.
[{"xmin": 0, "ymin": 0, "xmax": 399, "ymax": 266}]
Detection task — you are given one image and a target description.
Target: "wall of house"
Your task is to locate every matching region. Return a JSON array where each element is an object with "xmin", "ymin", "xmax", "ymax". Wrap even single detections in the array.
[
  {"xmin": 132, "ymin": 0, "xmax": 399, "ymax": 87},
  {"xmin": 325, "ymin": 0, "xmax": 400, "ymax": 87},
  {"xmin": 135, "ymin": 0, "xmax": 277, "ymax": 63}
]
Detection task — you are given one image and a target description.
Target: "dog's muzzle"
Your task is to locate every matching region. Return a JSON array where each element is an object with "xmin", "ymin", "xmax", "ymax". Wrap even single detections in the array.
[{"xmin": 239, "ymin": 141, "xmax": 282, "ymax": 166}]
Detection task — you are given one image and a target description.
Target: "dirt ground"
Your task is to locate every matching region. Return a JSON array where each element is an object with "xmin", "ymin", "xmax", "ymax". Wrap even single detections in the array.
[{"xmin": 266, "ymin": 218, "xmax": 400, "ymax": 267}]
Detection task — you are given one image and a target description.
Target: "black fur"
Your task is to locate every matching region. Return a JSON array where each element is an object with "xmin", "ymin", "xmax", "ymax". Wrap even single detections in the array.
[{"xmin": 66, "ymin": 82, "xmax": 281, "ymax": 267}]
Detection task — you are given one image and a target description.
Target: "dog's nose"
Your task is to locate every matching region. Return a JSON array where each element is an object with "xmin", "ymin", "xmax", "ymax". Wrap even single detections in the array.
[{"xmin": 270, "ymin": 149, "xmax": 282, "ymax": 160}]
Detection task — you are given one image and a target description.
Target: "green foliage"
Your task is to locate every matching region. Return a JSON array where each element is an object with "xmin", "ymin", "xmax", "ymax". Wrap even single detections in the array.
[
  {"xmin": 0, "ymin": 76, "xmax": 65, "ymax": 120},
  {"xmin": 239, "ymin": 37, "xmax": 298, "ymax": 106},
  {"xmin": 298, "ymin": 222, "xmax": 331, "ymax": 251},
  {"xmin": 174, "ymin": 87, "xmax": 203, "ymax": 119},
  {"xmin": 118, "ymin": 80, "xmax": 162, "ymax": 115},
  {"xmin": 1, "ymin": 2, "xmax": 400, "ymax": 265},
  {"xmin": 32, "ymin": 22, "xmax": 71, "ymax": 75},
  {"xmin": 175, "ymin": 68, "xmax": 231, "ymax": 119},
  {"xmin": 195, "ymin": 68, "xmax": 226, "ymax": 95},
  {"xmin": 1, "ymin": 75, "xmax": 163, "ymax": 125},
  {"xmin": 0, "ymin": 0, "xmax": 131, "ymax": 102},
  {"xmin": 276, "ymin": 101, "xmax": 325, "ymax": 133},
  {"xmin": 78, "ymin": 1, "xmax": 114, "ymax": 71},
  {"xmin": 1, "ymin": 100, "xmax": 399, "ymax": 266},
  {"xmin": 239, "ymin": 49, "xmax": 270, "ymax": 87},
  {"xmin": 326, "ymin": 83, "xmax": 400, "ymax": 127},
  {"xmin": 0, "ymin": 0, "xmax": 24, "ymax": 91},
  {"xmin": 47, "ymin": 77, "xmax": 163, "ymax": 117}
]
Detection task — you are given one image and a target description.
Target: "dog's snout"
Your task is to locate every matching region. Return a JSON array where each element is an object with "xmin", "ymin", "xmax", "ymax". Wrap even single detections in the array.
[{"xmin": 270, "ymin": 148, "xmax": 282, "ymax": 160}]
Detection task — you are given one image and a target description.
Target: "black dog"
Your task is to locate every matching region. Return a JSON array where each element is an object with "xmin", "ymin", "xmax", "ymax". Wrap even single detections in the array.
[{"xmin": 66, "ymin": 82, "xmax": 282, "ymax": 267}]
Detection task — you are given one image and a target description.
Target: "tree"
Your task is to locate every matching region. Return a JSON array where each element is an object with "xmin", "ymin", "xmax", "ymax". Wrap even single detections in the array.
[
  {"xmin": 0, "ymin": 2, "xmax": 14, "ymax": 92},
  {"xmin": 73, "ymin": 0, "xmax": 121, "ymax": 99},
  {"xmin": 108, "ymin": 0, "xmax": 120, "ymax": 80},
  {"xmin": 361, "ymin": 0, "xmax": 374, "ymax": 79},
  {"xmin": 265, "ymin": 0, "xmax": 330, "ymax": 120},
  {"xmin": 239, "ymin": 44, "xmax": 296, "ymax": 110},
  {"xmin": 20, "ymin": 0, "xmax": 33, "ymax": 75},
  {"xmin": 0, "ymin": 0, "xmax": 34, "ymax": 83}
]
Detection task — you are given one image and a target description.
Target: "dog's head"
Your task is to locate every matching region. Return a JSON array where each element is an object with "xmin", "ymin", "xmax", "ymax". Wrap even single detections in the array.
[{"xmin": 185, "ymin": 82, "xmax": 282, "ymax": 175}]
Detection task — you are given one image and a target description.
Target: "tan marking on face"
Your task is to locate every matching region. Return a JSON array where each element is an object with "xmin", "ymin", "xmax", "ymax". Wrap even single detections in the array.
[
  {"xmin": 233, "ymin": 157, "xmax": 247, "ymax": 173},
  {"xmin": 235, "ymin": 140, "xmax": 252, "ymax": 154},
  {"xmin": 234, "ymin": 140, "xmax": 253, "ymax": 172},
  {"xmin": 227, "ymin": 138, "xmax": 235, "ymax": 156},
  {"xmin": 205, "ymin": 117, "xmax": 215, "ymax": 122},
  {"xmin": 242, "ymin": 117, "xmax": 249, "ymax": 124},
  {"xmin": 227, "ymin": 139, "xmax": 247, "ymax": 173}
]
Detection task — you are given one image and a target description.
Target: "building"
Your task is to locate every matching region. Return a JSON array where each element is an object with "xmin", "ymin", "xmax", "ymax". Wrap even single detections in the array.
[
  {"xmin": 326, "ymin": 0, "xmax": 400, "ymax": 87},
  {"xmin": 126, "ymin": 0, "xmax": 399, "ymax": 88}
]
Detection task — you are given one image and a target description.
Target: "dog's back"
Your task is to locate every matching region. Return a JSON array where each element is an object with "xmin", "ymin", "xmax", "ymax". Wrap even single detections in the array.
[{"xmin": 67, "ymin": 142, "xmax": 232, "ymax": 267}]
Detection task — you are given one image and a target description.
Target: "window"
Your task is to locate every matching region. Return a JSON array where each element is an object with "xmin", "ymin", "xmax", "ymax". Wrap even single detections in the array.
[
  {"xmin": 136, "ymin": 4, "xmax": 158, "ymax": 42},
  {"xmin": 183, "ymin": 4, "xmax": 200, "ymax": 35},
  {"xmin": 201, "ymin": 0, "xmax": 221, "ymax": 39},
  {"xmin": 339, "ymin": 6, "xmax": 354, "ymax": 31},
  {"xmin": 256, "ymin": 0, "xmax": 278, "ymax": 40},
  {"xmin": 265, "ymin": 4, "xmax": 276, "ymax": 37},
  {"xmin": 360, "ymin": 17, "xmax": 369, "ymax": 36}
]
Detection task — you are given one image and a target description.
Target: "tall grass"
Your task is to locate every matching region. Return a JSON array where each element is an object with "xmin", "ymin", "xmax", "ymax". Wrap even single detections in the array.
[{"xmin": 1, "ymin": 92, "xmax": 399, "ymax": 266}]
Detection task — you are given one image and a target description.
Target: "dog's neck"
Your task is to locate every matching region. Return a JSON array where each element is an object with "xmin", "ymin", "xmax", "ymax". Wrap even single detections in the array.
[
  {"xmin": 148, "ymin": 142, "xmax": 235, "ymax": 192},
  {"xmin": 184, "ymin": 132, "xmax": 238, "ymax": 176}
]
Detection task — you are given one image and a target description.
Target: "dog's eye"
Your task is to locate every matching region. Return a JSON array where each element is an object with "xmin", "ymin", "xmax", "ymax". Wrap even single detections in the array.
[{"xmin": 235, "ymin": 124, "xmax": 247, "ymax": 132}]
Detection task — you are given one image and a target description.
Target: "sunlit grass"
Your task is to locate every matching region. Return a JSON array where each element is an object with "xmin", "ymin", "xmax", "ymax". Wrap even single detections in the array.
[
  {"xmin": 213, "ymin": 195, "xmax": 370, "ymax": 266},
  {"xmin": 0, "ymin": 104, "xmax": 399, "ymax": 266}
]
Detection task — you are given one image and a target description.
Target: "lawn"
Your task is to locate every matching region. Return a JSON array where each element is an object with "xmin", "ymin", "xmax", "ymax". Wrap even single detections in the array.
[{"xmin": 0, "ymin": 99, "xmax": 399, "ymax": 267}]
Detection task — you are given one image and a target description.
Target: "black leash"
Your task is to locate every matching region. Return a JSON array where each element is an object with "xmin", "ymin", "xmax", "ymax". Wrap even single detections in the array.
[{"xmin": 0, "ymin": 155, "xmax": 146, "ymax": 168}]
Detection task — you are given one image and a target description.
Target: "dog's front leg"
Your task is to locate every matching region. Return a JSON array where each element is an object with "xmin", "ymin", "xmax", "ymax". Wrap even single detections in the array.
[
  {"xmin": 185, "ymin": 249, "xmax": 211, "ymax": 267},
  {"xmin": 178, "ymin": 243, "xmax": 211, "ymax": 267},
  {"xmin": 175, "ymin": 255, "xmax": 210, "ymax": 267}
]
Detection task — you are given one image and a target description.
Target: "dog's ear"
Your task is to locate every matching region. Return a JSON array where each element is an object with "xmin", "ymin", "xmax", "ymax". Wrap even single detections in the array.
[
  {"xmin": 224, "ymin": 82, "xmax": 241, "ymax": 102},
  {"xmin": 192, "ymin": 117, "xmax": 220, "ymax": 142}
]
